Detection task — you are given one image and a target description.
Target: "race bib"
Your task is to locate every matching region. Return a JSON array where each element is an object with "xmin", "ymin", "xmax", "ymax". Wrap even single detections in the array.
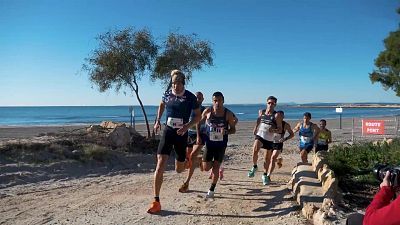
[
  {"xmin": 318, "ymin": 139, "xmax": 327, "ymax": 145},
  {"xmin": 167, "ymin": 117, "xmax": 183, "ymax": 129},
  {"xmin": 300, "ymin": 136, "xmax": 311, "ymax": 143},
  {"xmin": 209, "ymin": 127, "xmax": 224, "ymax": 141}
]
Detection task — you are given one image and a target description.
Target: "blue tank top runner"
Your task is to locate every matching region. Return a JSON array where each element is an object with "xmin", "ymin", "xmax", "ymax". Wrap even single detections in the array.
[{"xmin": 299, "ymin": 122, "xmax": 314, "ymax": 148}]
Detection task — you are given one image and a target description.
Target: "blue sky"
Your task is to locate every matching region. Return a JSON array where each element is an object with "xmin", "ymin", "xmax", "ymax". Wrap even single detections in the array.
[{"xmin": 1, "ymin": 0, "xmax": 399, "ymax": 106}]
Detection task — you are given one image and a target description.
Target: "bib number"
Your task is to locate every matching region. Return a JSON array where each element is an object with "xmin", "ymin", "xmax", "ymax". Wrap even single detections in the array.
[
  {"xmin": 318, "ymin": 139, "xmax": 327, "ymax": 145},
  {"xmin": 209, "ymin": 127, "xmax": 224, "ymax": 141},
  {"xmin": 167, "ymin": 117, "xmax": 183, "ymax": 129},
  {"xmin": 300, "ymin": 136, "xmax": 311, "ymax": 143}
]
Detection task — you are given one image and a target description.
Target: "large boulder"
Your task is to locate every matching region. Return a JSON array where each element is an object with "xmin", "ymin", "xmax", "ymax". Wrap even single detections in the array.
[{"xmin": 108, "ymin": 126, "xmax": 131, "ymax": 147}]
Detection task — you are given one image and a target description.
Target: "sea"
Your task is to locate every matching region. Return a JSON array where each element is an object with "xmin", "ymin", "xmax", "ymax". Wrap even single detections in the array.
[{"xmin": 1, "ymin": 104, "xmax": 399, "ymax": 126}]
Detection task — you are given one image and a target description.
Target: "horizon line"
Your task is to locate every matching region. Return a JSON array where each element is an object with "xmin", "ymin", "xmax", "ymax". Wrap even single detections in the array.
[{"xmin": 1, "ymin": 102, "xmax": 400, "ymax": 107}]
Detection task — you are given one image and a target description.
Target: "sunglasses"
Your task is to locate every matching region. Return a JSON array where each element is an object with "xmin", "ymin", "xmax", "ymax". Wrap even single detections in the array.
[{"xmin": 267, "ymin": 102, "xmax": 276, "ymax": 105}]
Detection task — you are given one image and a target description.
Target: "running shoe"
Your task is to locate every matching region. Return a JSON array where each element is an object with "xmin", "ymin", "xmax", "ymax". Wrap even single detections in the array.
[
  {"xmin": 219, "ymin": 167, "xmax": 224, "ymax": 180},
  {"xmin": 262, "ymin": 174, "xmax": 270, "ymax": 185},
  {"xmin": 147, "ymin": 201, "xmax": 161, "ymax": 214},
  {"xmin": 206, "ymin": 190, "xmax": 215, "ymax": 198},
  {"xmin": 248, "ymin": 167, "xmax": 257, "ymax": 178},
  {"xmin": 178, "ymin": 182, "xmax": 189, "ymax": 193}
]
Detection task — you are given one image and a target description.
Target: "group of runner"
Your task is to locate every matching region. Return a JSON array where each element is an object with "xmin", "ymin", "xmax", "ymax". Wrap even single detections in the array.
[
  {"xmin": 247, "ymin": 97, "xmax": 332, "ymax": 185},
  {"xmin": 147, "ymin": 69, "xmax": 332, "ymax": 214}
]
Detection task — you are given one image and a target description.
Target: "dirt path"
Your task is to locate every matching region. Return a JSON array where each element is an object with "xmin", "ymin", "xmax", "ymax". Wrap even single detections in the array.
[
  {"xmin": 0, "ymin": 121, "xmax": 313, "ymax": 224},
  {"xmin": 0, "ymin": 146, "xmax": 309, "ymax": 225}
]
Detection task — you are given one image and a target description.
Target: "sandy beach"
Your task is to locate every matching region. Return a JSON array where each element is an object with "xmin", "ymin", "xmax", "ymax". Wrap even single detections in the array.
[{"xmin": 0, "ymin": 118, "xmax": 395, "ymax": 225}]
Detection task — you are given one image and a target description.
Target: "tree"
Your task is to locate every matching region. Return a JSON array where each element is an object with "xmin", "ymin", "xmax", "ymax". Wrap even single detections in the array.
[
  {"xmin": 370, "ymin": 8, "xmax": 400, "ymax": 96},
  {"xmin": 152, "ymin": 32, "xmax": 214, "ymax": 90},
  {"xmin": 83, "ymin": 28, "xmax": 158, "ymax": 138}
]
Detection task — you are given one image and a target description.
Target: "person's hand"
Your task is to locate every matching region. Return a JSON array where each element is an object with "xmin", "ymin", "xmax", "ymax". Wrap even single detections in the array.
[
  {"xmin": 380, "ymin": 171, "xmax": 391, "ymax": 188},
  {"xmin": 177, "ymin": 124, "xmax": 189, "ymax": 136},
  {"xmin": 279, "ymin": 137, "xmax": 285, "ymax": 143},
  {"xmin": 154, "ymin": 120, "xmax": 161, "ymax": 134}
]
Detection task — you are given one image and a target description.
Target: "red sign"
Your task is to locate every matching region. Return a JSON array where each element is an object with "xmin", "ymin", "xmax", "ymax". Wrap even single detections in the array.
[{"xmin": 362, "ymin": 120, "xmax": 385, "ymax": 135}]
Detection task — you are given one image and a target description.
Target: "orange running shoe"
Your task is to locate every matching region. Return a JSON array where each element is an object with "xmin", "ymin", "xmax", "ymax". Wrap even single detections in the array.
[
  {"xmin": 178, "ymin": 182, "xmax": 189, "ymax": 193},
  {"xmin": 147, "ymin": 201, "xmax": 161, "ymax": 214}
]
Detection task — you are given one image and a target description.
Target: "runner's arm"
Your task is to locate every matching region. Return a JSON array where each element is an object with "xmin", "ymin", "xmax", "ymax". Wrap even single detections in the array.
[
  {"xmin": 253, "ymin": 110, "xmax": 262, "ymax": 135},
  {"xmin": 177, "ymin": 107, "xmax": 201, "ymax": 136},
  {"xmin": 154, "ymin": 101, "xmax": 165, "ymax": 133},
  {"xmin": 327, "ymin": 131, "xmax": 332, "ymax": 144},
  {"xmin": 312, "ymin": 124, "xmax": 320, "ymax": 143},
  {"xmin": 270, "ymin": 113, "xmax": 283, "ymax": 133},
  {"xmin": 227, "ymin": 111, "xmax": 237, "ymax": 135},
  {"xmin": 292, "ymin": 122, "xmax": 301, "ymax": 133},
  {"xmin": 196, "ymin": 108, "xmax": 210, "ymax": 138},
  {"xmin": 283, "ymin": 123, "xmax": 294, "ymax": 141}
]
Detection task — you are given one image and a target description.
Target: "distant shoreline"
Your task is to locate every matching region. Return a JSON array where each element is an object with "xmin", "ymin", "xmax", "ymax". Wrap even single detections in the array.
[{"xmin": 288, "ymin": 104, "xmax": 400, "ymax": 108}]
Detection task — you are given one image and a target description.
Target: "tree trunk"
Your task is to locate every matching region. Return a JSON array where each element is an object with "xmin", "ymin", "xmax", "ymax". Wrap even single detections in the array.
[{"xmin": 132, "ymin": 81, "xmax": 151, "ymax": 138}]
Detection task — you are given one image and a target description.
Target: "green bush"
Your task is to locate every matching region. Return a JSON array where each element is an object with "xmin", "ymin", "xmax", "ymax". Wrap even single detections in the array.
[{"xmin": 327, "ymin": 139, "xmax": 400, "ymax": 184}]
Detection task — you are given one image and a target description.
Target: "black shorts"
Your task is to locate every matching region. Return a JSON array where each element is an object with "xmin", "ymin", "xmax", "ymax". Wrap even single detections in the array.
[
  {"xmin": 187, "ymin": 132, "xmax": 206, "ymax": 147},
  {"xmin": 255, "ymin": 135, "xmax": 274, "ymax": 150},
  {"xmin": 272, "ymin": 143, "xmax": 283, "ymax": 151},
  {"xmin": 299, "ymin": 144, "xmax": 314, "ymax": 153},
  {"xmin": 315, "ymin": 144, "xmax": 328, "ymax": 152},
  {"xmin": 157, "ymin": 126, "xmax": 188, "ymax": 162},
  {"xmin": 203, "ymin": 145, "xmax": 226, "ymax": 163}
]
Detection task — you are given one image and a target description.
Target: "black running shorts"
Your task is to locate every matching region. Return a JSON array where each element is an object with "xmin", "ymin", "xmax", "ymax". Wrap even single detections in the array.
[
  {"xmin": 202, "ymin": 146, "xmax": 226, "ymax": 163},
  {"xmin": 157, "ymin": 126, "xmax": 188, "ymax": 162},
  {"xmin": 315, "ymin": 144, "xmax": 328, "ymax": 152},
  {"xmin": 255, "ymin": 135, "xmax": 274, "ymax": 150}
]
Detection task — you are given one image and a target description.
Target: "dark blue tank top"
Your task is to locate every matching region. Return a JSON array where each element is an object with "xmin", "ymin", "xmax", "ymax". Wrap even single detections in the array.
[
  {"xmin": 162, "ymin": 90, "xmax": 199, "ymax": 124},
  {"xmin": 205, "ymin": 108, "xmax": 229, "ymax": 148}
]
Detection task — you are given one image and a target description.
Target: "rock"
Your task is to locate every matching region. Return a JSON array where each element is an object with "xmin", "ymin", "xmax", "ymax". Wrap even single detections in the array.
[
  {"xmin": 322, "ymin": 171, "xmax": 338, "ymax": 198},
  {"xmin": 100, "ymin": 121, "xmax": 126, "ymax": 129},
  {"xmin": 302, "ymin": 203, "xmax": 318, "ymax": 219},
  {"xmin": 108, "ymin": 127, "xmax": 131, "ymax": 147},
  {"xmin": 313, "ymin": 209, "xmax": 332, "ymax": 225},
  {"xmin": 86, "ymin": 125, "xmax": 103, "ymax": 133}
]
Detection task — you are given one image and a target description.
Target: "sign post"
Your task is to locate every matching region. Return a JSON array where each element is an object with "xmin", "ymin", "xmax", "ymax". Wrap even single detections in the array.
[
  {"xmin": 336, "ymin": 107, "xmax": 343, "ymax": 129},
  {"xmin": 128, "ymin": 106, "xmax": 135, "ymax": 128}
]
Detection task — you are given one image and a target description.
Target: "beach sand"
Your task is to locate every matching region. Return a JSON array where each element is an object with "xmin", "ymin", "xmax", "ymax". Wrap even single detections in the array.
[{"xmin": 0, "ymin": 118, "xmax": 396, "ymax": 225}]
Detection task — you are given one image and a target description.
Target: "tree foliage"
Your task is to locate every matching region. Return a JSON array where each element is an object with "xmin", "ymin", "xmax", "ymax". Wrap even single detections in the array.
[
  {"xmin": 83, "ymin": 28, "xmax": 214, "ymax": 138},
  {"xmin": 153, "ymin": 32, "xmax": 214, "ymax": 89},
  {"xmin": 370, "ymin": 8, "xmax": 400, "ymax": 96},
  {"xmin": 83, "ymin": 28, "xmax": 158, "ymax": 137}
]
